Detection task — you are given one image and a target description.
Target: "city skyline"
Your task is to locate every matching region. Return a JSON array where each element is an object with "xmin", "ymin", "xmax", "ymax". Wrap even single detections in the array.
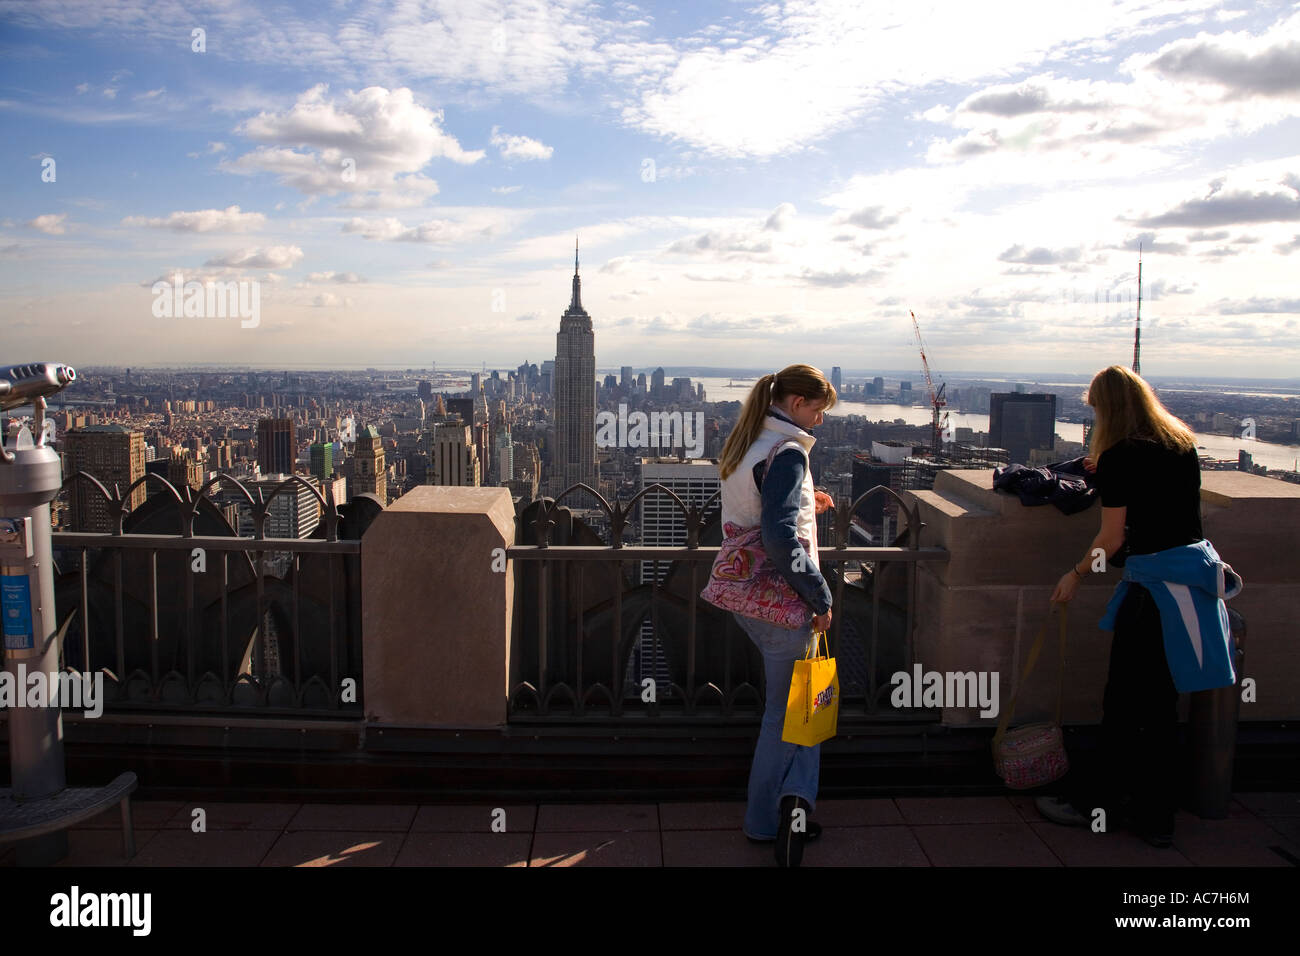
[{"xmin": 2, "ymin": 1, "xmax": 1299, "ymax": 375}]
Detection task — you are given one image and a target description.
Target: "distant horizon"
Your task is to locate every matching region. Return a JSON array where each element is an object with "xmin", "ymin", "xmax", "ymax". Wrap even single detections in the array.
[{"xmin": 56, "ymin": 363, "xmax": 1300, "ymax": 390}]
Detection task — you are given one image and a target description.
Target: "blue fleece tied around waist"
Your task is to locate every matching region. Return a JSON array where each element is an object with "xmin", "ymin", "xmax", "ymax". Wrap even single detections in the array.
[{"xmin": 1098, "ymin": 539, "xmax": 1243, "ymax": 693}]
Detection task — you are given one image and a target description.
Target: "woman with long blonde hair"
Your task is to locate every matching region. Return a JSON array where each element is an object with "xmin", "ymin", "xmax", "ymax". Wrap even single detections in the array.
[
  {"xmin": 1038, "ymin": 364, "xmax": 1238, "ymax": 848},
  {"xmin": 717, "ymin": 363, "xmax": 836, "ymax": 866}
]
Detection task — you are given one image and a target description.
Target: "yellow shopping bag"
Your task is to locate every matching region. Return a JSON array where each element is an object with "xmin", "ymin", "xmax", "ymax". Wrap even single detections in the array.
[{"xmin": 781, "ymin": 630, "xmax": 839, "ymax": 746}]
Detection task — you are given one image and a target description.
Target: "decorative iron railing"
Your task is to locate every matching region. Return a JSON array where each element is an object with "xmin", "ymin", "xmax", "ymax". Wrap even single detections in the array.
[
  {"xmin": 48, "ymin": 469, "xmax": 947, "ymax": 729},
  {"xmin": 51, "ymin": 470, "xmax": 363, "ymax": 718},
  {"xmin": 507, "ymin": 482, "xmax": 948, "ymax": 725}
]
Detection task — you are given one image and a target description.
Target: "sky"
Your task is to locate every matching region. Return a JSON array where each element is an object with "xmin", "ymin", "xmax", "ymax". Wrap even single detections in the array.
[{"xmin": 2, "ymin": 0, "xmax": 1299, "ymax": 378}]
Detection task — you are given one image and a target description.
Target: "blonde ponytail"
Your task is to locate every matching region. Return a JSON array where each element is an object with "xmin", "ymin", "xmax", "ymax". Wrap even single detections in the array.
[{"xmin": 718, "ymin": 364, "xmax": 837, "ymax": 479}]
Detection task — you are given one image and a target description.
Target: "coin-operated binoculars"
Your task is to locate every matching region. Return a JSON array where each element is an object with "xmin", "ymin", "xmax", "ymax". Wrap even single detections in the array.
[{"xmin": 1, "ymin": 363, "xmax": 76, "ymax": 861}]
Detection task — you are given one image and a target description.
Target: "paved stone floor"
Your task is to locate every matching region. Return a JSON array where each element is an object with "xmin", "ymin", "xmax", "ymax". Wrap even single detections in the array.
[{"xmin": 3, "ymin": 792, "xmax": 1297, "ymax": 866}]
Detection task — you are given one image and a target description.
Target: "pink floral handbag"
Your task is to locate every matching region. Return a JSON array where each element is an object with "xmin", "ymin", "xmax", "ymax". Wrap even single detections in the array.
[{"xmin": 700, "ymin": 439, "xmax": 814, "ymax": 630}]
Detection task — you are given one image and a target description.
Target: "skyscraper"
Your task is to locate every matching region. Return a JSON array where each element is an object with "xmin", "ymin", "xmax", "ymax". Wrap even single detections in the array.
[
  {"xmin": 352, "ymin": 425, "xmax": 386, "ymax": 503},
  {"xmin": 551, "ymin": 238, "xmax": 598, "ymax": 497},
  {"xmin": 446, "ymin": 398, "xmax": 476, "ymax": 424},
  {"xmin": 238, "ymin": 474, "xmax": 321, "ymax": 539},
  {"xmin": 495, "ymin": 423, "xmax": 514, "ymax": 488},
  {"xmin": 427, "ymin": 419, "xmax": 481, "ymax": 486},
  {"xmin": 63, "ymin": 425, "xmax": 146, "ymax": 531},
  {"xmin": 636, "ymin": 457, "xmax": 721, "ymax": 693},
  {"xmin": 990, "ymin": 393, "xmax": 1057, "ymax": 465},
  {"xmin": 256, "ymin": 417, "xmax": 295, "ymax": 476},
  {"xmin": 167, "ymin": 450, "xmax": 206, "ymax": 493},
  {"xmin": 309, "ymin": 442, "xmax": 333, "ymax": 482}
]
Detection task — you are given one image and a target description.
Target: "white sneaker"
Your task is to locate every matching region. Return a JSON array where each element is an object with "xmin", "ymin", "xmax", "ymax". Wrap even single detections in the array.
[{"xmin": 1035, "ymin": 795, "xmax": 1088, "ymax": 827}]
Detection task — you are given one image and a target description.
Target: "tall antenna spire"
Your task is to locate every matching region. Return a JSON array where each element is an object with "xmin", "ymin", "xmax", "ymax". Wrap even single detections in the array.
[
  {"xmin": 1133, "ymin": 241, "xmax": 1142, "ymax": 375},
  {"xmin": 567, "ymin": 234, "xmax": 584, "ymax": 313}
]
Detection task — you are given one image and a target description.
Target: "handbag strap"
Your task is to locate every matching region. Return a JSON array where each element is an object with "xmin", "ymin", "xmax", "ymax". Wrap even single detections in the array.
[
  {"xmin": 992, "ymin": 604, "xmax": 1067, "ymax": 749},
  {"xmin": 804, "ymin": 628, "xmax": 828, "ymax": 660},
  {"xmin": 760, "ymin": 438, "xmax": 804, "ymax": 489}
]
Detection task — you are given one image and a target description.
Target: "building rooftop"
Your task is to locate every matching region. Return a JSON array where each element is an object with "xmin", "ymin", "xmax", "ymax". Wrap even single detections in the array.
[{"xmin": 67, "ymin": 423, "xmax": 137, "ymax": 434}]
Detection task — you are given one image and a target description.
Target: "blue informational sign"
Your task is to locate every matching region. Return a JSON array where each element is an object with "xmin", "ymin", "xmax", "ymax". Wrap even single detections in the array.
[{"xmin": 2, "ymin": 572, "xmax": 34, "ymax": 651}]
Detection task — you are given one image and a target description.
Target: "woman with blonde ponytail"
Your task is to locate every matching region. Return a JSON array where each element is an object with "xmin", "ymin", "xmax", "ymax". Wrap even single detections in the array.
[{"xmin": 717, "ymin": 363, "xmax": 837, "ymax": 866}]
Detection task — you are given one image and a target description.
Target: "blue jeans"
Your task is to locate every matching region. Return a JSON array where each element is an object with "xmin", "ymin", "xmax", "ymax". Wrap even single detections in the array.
[{"xmin": 733, "ymin": 612, "xmax": 820, "ymax": 839}]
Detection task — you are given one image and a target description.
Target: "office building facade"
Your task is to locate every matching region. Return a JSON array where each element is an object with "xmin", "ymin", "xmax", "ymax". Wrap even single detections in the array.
[
  {"xmin": 989, "ymin": 393, "xmax": 1056, "ymax": 465},
  {"xmin": 256, "ymin": 417, "xmax": 295, "ymax": 476},
  {"xmin": 62, "ymin": 425, "xmax": 147, "ymax": 532},
  {"xmin": 352, "ymin": 424, "xmax": 387, "ymax": 503}
]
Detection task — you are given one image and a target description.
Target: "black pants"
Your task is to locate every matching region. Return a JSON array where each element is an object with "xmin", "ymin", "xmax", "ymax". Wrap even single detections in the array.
[{"xmin": 1067, "ymin": 583, "xmax": 1179, "ymax": 833}]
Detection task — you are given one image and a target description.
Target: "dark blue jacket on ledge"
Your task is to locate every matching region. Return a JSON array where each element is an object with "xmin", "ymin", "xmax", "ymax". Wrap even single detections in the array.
[{"xmin": 992, "ymin": 455, "xmax": 1098, "ymax": 515}]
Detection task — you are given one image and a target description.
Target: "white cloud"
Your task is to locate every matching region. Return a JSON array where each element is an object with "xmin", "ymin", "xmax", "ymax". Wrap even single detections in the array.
[
  {"xmin": 499, "ymin": 216, "xmax": 696, "ymax": 262},
  {"xmin": 28, "ymin": 213, "xmax": 68, "ymax": 235},
  {"xmin": 490, "ymin": 125, "xmax": 553, "ymax": 161},
  {"xmin": 307, "ymin": 270, "xmax": 365, "ymax": 283},
  {"xmin": 2, "ymin": 1, "xmax": 612, "ymax": 99},
  {"xmin": 204, "ymin": 245, "xmax": 304, "ymax": 269},
  {"xmin": 1218, "ymin": 297, "xmax": 1300, "ymax": 314},
  {"xmin": 1133, "ymin": 171, "xmax": 1300, "ymax": 227},
  {"xmin": 122, "ymin": 205, "xmax": 266, "ymax": 232},
  {"xmin": 998, "ymin": 244, "xmax": 1085, "ymax": 265},
  {"xmin": 225, "ymin": 84, "xmax": 483, "ymax": 208},
  {"xmin": 5, "ymin": 0, "xmax": 1252, "ymax": 165},
  {"xmin": 838, "ymin": 206, "xmax": 902, "ymax": 230},
  {"xmin": 342, "ymin": 206, "xmax": 522, "ymax": 243},
  {"xmin": 1142, "ymin": 14, "xmax": 1300, "ymax": 97},
  {"xmin": 764, "ymin": 202, "xmax": 796, "ymax": 231},
  {"xmin": 924, "ymin": 16, "xmax": 1300, "ymax": 166},
  {"xmin": 187, "ymin": 140, "xmax": 228, "ymax": 159},
  {"xmin": 620, "ymin": 0, "xmax": 1227, "ymax": 157},
  {"xmin": 140, "ymin": 266, "xmax": 272, "ymax": 287}
]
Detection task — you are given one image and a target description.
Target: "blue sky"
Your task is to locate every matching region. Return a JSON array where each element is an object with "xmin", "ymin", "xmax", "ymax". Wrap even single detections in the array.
[{"xmin": 2, "ymin": 0, "xmax": 1299, "ymax": 376}]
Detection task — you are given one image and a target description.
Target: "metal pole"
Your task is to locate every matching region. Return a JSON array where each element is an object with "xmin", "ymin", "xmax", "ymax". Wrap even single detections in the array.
[{"xmin": 1, "ymin": 363, "xmax": 76, "ymax": 863}]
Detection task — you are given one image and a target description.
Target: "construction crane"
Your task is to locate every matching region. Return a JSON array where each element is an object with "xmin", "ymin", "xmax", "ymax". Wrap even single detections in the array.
[{"xmin": 911, "ymin": 310, "xmax": 948, "ymax": 455}]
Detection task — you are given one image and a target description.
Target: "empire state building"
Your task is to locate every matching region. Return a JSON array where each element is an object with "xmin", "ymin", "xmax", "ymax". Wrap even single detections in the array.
[{"xmin": 551, "ymin": 238, "xmax": 598, "ymax": 498}]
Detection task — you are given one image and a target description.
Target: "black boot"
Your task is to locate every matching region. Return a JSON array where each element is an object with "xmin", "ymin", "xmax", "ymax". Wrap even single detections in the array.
[{"xmin": 775, "ymin": 795, "xmax": 813, "ymax": 867}]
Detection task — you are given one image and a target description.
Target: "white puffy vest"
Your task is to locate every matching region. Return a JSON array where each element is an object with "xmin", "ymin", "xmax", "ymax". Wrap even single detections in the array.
[{"xmin": 720, "ymin": 409, "xmax": 819, "ymax": 566}]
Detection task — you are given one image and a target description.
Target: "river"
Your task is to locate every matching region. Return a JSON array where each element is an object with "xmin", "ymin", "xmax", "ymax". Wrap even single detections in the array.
[{"xmin": 698, "ymin": 378, "xmax": 1300, "ymax": 472}]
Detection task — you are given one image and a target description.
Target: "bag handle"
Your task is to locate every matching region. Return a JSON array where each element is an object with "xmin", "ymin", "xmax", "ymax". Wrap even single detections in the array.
[
  {"xmin": 992, "ymin": 604, "xmax": 1067, "ymax": 750},
  {"xmin": 801, "ymin": 629, "xmax": 832, "ymax": 724}
]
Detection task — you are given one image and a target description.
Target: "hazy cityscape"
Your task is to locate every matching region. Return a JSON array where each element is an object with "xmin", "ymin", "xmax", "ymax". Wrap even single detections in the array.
[
  {"xmin": 22, "ymin": 305, "xmax": 1300, "ymax": 547},
  {"xmin": 2, "ymin": 0, "xmax": 1297, "ymax": 889}
]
